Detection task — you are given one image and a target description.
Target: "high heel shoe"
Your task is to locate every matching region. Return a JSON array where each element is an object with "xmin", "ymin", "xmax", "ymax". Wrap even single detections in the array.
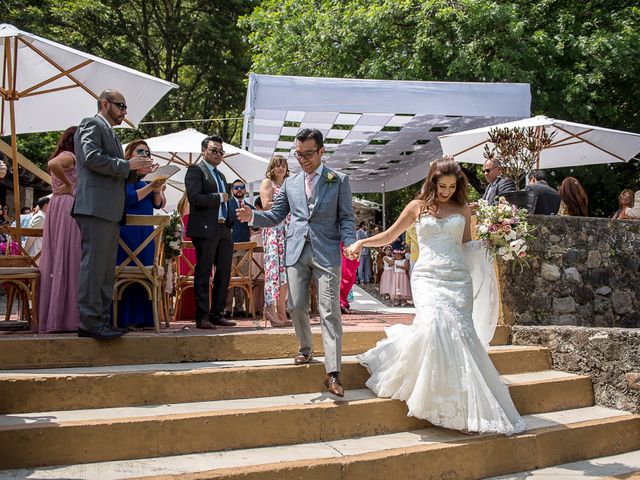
[{"xmin": 264, "ymin": 304, "xmax": 286, "ymax": 327}]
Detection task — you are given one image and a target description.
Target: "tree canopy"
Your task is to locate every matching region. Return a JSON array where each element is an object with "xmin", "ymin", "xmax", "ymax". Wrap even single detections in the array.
[{"xmin": 241, "ymin": 0, "xmax": 640, "ymax": 217}]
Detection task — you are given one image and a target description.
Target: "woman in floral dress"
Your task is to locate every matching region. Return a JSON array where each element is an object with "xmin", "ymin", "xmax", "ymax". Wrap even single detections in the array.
[{"xmin": 259, "ymin": 155, "xmax": 292, "ymax": 327}]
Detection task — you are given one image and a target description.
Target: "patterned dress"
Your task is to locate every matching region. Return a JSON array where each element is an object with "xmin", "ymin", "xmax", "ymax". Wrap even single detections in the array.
[{"xmin": 261, "ymin": 181, "xmax": 288, "ymax": 307}]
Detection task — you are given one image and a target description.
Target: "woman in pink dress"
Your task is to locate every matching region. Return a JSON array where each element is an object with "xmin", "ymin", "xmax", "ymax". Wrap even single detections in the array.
[{"xmin": 38, "ymin": 126, "xmax": 82, "ymax": 333}]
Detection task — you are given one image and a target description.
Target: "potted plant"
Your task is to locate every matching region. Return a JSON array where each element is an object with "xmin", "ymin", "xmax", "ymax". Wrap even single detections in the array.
[{"xmin": 483, "ymin": 126, "xmax": 555, "ymax": 212}]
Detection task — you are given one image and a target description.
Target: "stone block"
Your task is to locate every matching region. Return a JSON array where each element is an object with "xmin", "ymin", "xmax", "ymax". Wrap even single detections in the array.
[
  {"xmin": 549, "ymin": 235, "xmax": 561, "ymax": 243},
  {"xmin": 553, "ymin": 297, "xmax": 576, "ymax": 314},
  {"xmin": 626, "ymin": 373, "xmax": 640, "ymax": 391},
  {"xmin": 564, "ymin": 249, "xmax": 581, "ymax": 264},
  {"xmin": 612, "ymin": 291, "xmax": 633, "ymax": 315},
  {"xmin": 564, "ymin": 267, "xmax": 582, "ymax": 284},
  {"xmin": 541, "ymin": 263, "xmax": 561, "ymax": 281},
  {"xmin": 586, "ymin": 250, "xmax": 602, "ymax": 268},
  {"xmin": 596, "ymin": 286, "xmax": 612, "ymax": 296}
]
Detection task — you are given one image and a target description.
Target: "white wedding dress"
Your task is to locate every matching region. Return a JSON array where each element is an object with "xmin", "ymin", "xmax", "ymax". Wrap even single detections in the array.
[{"xmin": 358, "ymin": 214, "xmax": 526, "ymax": 435}]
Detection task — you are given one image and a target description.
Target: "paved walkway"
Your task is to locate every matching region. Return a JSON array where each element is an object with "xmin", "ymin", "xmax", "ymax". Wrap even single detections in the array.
[{"xmin": 0, "ymin": 286, "xmax": 416, "ymax": 337}]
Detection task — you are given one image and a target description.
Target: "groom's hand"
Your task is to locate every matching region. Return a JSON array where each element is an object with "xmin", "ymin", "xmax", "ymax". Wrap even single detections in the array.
[{"xmin": 236, "ymin": 202, "xmax": 253, "ymax": 223}]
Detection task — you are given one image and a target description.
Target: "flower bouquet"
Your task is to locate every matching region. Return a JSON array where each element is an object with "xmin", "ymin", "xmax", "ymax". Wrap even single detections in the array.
[
  {"xmin": 474, "ymin": 196, "xmax": 534, "ymax": 268},
  {"xmin": 163, "ymin": 210, "xmax": 184, "ymax": 260}
]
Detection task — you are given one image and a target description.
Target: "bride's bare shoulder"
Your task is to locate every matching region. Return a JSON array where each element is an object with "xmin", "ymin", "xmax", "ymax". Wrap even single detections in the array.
[{"xmin": 407, "ymin": 200, "xmax": 427, "ymax": 218}]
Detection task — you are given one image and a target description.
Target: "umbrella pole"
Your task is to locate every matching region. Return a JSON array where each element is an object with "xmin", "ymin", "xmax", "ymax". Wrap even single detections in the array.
[
  {"xmin": 382, "ymin": 182, "xmax": 386, "ymax": 230},
  {"xmin": 5, "ymin": 37, "xmax": 22, "ymax": 247}
]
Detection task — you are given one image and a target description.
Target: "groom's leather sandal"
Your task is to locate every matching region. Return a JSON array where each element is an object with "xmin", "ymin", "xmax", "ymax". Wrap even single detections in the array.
[
  {"xmin": 324, "ymin": 374, "xmax": 345, "ymax": 397},
  {"xmin": 293, "ymin": 353, "xmax": 314, "ymax": 365}
]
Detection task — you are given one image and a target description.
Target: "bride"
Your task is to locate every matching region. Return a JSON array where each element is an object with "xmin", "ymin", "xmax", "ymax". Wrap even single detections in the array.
[{"xmin": 344, "ymin": 158, "xmax": 526, "ymax": 436}]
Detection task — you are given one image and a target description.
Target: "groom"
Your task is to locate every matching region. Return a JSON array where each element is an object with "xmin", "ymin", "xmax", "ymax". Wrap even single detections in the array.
[{"xmin": 237, "ymin": 129, "xmax": 356, "ymax": 396}]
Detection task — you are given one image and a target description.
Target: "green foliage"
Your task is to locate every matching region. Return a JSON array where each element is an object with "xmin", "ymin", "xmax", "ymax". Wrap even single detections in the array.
[
  {"xmin": 2, "ymin": 0, "xmax": 254, "ymax": 162},
  {"xmin": 242, "ymin": 0, "xmax": 640, "ymax": 216}
]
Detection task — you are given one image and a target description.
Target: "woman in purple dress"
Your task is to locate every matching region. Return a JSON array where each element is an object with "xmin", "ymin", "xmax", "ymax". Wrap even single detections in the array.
[{"xmin": 39, "ymin": 126, "xmax": 82, "ymax": 333}]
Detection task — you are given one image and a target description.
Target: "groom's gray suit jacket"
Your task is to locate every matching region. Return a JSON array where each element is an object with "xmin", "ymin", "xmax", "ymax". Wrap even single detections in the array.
[{"xmin": 252, "ymin": 167, "xmax": 356, "ymax": 266}]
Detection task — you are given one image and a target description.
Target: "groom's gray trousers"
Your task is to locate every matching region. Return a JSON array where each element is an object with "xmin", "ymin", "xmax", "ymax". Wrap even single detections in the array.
[{"xmin": 287, "ymin": 240, "xmax": 342, "ymax": 373}]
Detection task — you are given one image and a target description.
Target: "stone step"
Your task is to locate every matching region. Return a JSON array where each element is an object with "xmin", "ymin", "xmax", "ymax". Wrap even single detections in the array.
[
  {"xmin": 0, "ymin": 325, "xmax": 512, "ymax": 370},
  {"xmin": 0, "ymin": 407, "xmax": 637, "ymax": 479},
  {"xmin": 0, "ymin": 370, "xmax": 593, "ymax": 470},
  {"xmin": 0, "ymin": 346, "xmax": 552, "ymax": 414},
  {"xmin": 488, "ymin": 449, "xmax": 640, "ymax": 479}
]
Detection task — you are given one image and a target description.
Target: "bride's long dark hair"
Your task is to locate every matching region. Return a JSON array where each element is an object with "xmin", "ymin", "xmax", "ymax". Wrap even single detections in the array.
[{"xmin": 416, "ymin": 157, "xmax": 469, "ymax": 214}]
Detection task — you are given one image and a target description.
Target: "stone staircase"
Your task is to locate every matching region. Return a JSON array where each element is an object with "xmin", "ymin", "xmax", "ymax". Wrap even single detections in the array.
[{"xmin": 0, "ymin": 325, "xmax": 638, "ymax": 479}]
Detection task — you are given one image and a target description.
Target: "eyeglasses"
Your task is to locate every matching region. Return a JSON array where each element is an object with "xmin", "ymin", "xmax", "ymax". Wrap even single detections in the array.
[
  {"xmin": 207, "ymin": 147, "xmax": 225, "ymax": 156},
  {"xmin": 232, "ymin": 185, "xmax": 246, "ymax": 190},
  {"xmin": 483, "ymin": 167, "xmax": 497, "ymax": 174},
  {"xmin": 294, "ymin": 148, "xmax": 320, "ymax": 160},
  {"xmin": 135, "ymin": 148, "xmax": 151, "ymax": 157},
  {"xmin": 107, "ymin": 100, "xmax": 128, "ymax": 111}
]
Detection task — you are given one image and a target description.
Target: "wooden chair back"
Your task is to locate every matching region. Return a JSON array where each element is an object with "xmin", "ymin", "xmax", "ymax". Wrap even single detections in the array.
[
  {"xmin": 228, "ymin": 241, "xmax": 257, "ymax": 318},
  {"xmin": 113, "ymin": 214, "xmax": 170, "ymax": 332}
]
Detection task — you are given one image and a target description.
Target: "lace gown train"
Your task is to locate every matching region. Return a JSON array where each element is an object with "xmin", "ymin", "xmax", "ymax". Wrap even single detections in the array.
[{"xmin": 357, "ymin": 214, "xmax": 525, "ymax": 435}]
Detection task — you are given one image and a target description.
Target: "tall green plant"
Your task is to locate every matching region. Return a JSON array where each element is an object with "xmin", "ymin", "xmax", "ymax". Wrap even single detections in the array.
[{"xmin": 483, "ymin": 127, "xmax": 555, "ymax": 189}]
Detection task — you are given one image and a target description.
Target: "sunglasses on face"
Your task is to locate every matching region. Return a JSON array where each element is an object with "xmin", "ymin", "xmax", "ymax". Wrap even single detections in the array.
[
  {"xmin": 483, "ymin": 167, "xmax": 496, "ymax": 174},
  {"xmin": 107, "ymin": 100, "xmax": 127, "ymax": 111},
  {"xmin": 232, "ymin": 185, "xmax": 246, "ymax": 190},
  {"xmin": 135, "ymin": 148, "xmax": 151, "ymax": 157},
  {"xmin": 207, "ymin": 147, "xmax": 225, "ymax": 155}
]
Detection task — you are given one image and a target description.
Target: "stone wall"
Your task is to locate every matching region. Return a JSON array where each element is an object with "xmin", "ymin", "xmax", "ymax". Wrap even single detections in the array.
[
  {"xmin": 498, "ymin": 215, "xmax": 640, "ymax": 328},
  {"xmin": 512, "ymin": 326, "xmax": 640, "ymax": 413}
]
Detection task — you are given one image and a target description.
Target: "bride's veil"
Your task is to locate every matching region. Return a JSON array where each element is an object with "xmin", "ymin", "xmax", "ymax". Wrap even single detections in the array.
[{"xmin": 463, "ymin": 241, "xmax": 500, "ymax": 348}]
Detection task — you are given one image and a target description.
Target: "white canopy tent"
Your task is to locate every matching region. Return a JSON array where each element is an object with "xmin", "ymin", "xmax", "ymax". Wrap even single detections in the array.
[
  {"xmin": 438, "ymin": 115, "xmax": 640, "ymax": 168},
  {"xmin": 242, "ymin": 74, "xmax": 532, "ymax": 193},
  {"xmin": 138, "ymin": 129, "xmax": 270, "ymax": 211}
]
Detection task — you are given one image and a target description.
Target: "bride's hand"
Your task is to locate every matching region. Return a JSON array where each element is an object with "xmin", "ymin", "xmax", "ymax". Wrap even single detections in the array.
[{"xmin": 344, "ymin": 241, "xmax": 361, "ymax": 260}]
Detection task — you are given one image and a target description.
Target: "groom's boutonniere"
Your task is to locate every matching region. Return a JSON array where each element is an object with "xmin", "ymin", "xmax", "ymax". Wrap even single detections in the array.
[{"xmin": 325, "ymin": 171, "xmax": 337, "ymax": 184}]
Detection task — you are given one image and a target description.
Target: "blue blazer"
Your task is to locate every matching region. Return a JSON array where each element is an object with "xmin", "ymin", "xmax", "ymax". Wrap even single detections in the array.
[
  {"xmin": 251, "ymin": 167, "xmax": 356, "ymax": 268},
  {"xmin": 228, "ymin": 196, "xmax": 254, "ymax": 242}
]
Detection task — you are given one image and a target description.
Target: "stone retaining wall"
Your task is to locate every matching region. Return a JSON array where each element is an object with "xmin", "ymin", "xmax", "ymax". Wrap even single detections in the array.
[
  {"xmin": 498, "ymin": 215, "xmax": 640, "ymax": 328},
  {"xmin": 512, "ymin": 326, "xmax": 640, "ymax": 413}
]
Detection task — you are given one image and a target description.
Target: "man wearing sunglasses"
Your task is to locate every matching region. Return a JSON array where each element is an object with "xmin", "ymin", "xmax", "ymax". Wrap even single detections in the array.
[
  {"xmin": 184, "ymin": 135, "xmax": 236, "ymax": 329},
  {"xmin": 73, "ymin": 89, "xmax": 155, "ymax": 340},
  {"xmin": 225, "ymin": 179, "xmax": 255, "ymax": 318},
  {"xmin": 481, "ymin": 158, "xmax": 516, "ymax": 204},
  {"xmin": 236, "ymin": 128, "xmax": 356, "ymax": 397}
]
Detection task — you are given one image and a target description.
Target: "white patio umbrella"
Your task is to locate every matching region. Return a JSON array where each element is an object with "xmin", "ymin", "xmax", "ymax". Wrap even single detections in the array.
[
  {"xmin": 439, "ymin": 115, "xmax": 640, "ymax": 168},
  {"xmin": 137, "ymin": 129, "xmax": 270, "ymax": 211},
  {"xmin": 0, "ymin": 23, "xmax": 177, "ymax": 242}
]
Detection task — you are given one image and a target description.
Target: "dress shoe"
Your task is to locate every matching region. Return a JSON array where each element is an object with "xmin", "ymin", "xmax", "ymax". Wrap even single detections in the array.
[
  {"xmin": 223, "ymin": 311, "xmax": 233, "ymax": 319},
  {"xmin": 195, "ymin": 320, "xmax": 216, "ymax": 330},
  {"xmin": 324, "ymin": 373, "xmax": 345, "ymax": 397},
  {"xmin": 235, "ymin": 310, "xmax": 247, "ymax": 318},
  {"xmin": 78, "ymin": 326, "xmax": 127, "ymax": 340},
  {"xmin": 210, "ymin": 318, "xmax": 236, "ymax": 327},
  {"xmin": 293, "ymin": 352, "xmax": 314, "ymax": 365}
]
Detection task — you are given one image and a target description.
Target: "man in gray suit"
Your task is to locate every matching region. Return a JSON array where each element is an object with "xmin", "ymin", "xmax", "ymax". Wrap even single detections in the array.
[
  {"xmin": 73, "ymin": 90, "xmax": 154, "ymax": 339},
  {"xmin": 481, "ymin": 158, "xmax": 516, "ymax": 204},
  {"xmin": 237, "ymin": 129, "xmax": 356, "ymax": 396}
]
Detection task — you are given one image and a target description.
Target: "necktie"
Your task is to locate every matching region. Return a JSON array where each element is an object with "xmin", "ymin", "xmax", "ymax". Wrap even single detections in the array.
[
  {"xmin": 306, "ymin": 173, "xmax": 316, "ymax": 199},
  {"xmin": 212, "ymin": 168, "xmax": 227, "ymax": 220}
]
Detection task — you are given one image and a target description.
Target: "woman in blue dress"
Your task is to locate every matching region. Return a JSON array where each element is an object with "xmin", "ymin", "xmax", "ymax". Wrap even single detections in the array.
[{"xmin": 116, "ymin": 140, "xmax": 166, "ymax": 329}]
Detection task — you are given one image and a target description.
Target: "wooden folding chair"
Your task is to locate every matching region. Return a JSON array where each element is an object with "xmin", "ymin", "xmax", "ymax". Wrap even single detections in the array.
[
  {"xmin": 227, "ymin": 241, "xmax": 257, "ymax": 319},
  {"xmin": 113, "ymin": 215, "xmax": 170, "ymax": 333},
  {"xmin": 0, "ymin": 255, "xmax": 40, "ymax": 331},
  {"xmin": 173, "ymin": 240, "xmax": 197, "ymax": 321}
]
